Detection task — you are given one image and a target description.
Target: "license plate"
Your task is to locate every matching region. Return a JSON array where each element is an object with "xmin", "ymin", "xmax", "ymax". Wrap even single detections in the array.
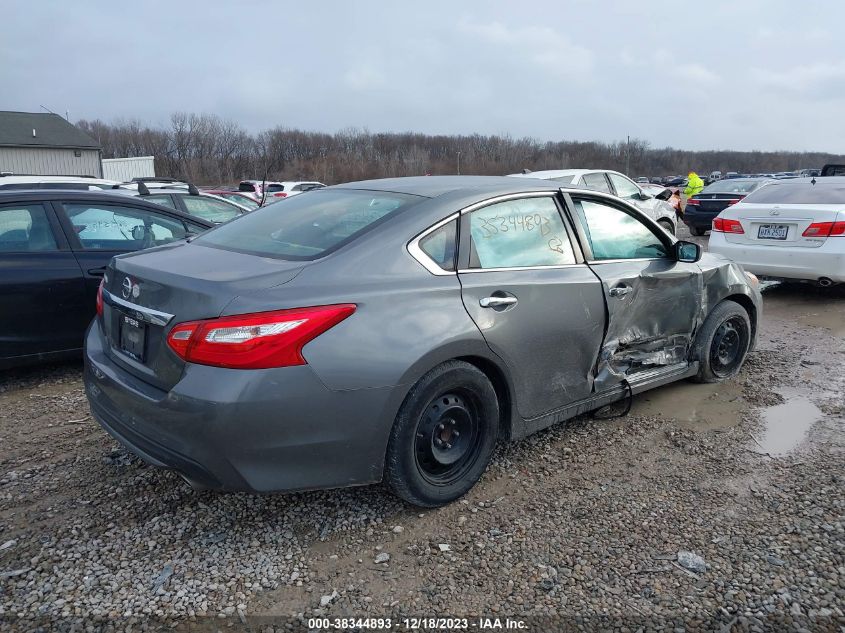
[
  {"xmin": 757, "ymin": 224, "xmax": 788, "ymax": 240},
  {"xmin": 119, "ymin": 313, "xmax": 146, "ymax": 361}
]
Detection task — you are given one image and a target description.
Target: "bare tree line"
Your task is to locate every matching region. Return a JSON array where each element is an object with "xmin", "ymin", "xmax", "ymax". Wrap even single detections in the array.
[{"xmin": 76, "ymin": 113, "xmax": 845, "ymax": 186}]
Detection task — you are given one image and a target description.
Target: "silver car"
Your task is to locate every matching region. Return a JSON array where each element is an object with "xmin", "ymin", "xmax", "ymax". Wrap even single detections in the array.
[
  {"xmin": 509, "ymin": 169, "xmax": 679, "ymax": 235},
  {"xmin": 84, "ymin": 177, "xmax": 761, "ymax": 507}
]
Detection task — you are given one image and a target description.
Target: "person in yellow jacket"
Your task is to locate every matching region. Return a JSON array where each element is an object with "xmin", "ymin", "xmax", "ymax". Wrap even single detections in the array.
[{"xmin": 684, "ymin": 171, "xmax": 705, "ymax": 198}]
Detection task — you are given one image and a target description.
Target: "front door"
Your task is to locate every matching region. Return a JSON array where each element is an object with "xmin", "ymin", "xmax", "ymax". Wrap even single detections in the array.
[
  {"xmin": 567, "ymin": 194, "xmax": 701, "ymax": 391},
  {"xmin": 457, "ymin": 193, "xmax": 606, "ymax": 420},
  {"xmin": 0, "ymin": 202, "xmax": 86, "ymax": 361}
]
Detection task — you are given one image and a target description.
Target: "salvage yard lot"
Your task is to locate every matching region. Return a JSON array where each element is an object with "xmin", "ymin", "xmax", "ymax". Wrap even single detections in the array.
[{"xmin": 0, "ymin": 231, "xmax": 843, "ymax": 629}]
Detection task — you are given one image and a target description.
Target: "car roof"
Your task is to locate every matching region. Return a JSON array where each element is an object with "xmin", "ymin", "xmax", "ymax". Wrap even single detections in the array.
[
  {"xmin": 332, "ymin": 175, "xmax": 567, "ymax": 198},
  {"xmin": 0, "ymin": 175, "xmax": 119, "ymax": 185},
  {"xmin": 506, "ymin": 169, "xmax": 599, "ymax": 179},
  {"xmin": 0, "ymin": 189, "xmax": 214, "ymax": 226}
]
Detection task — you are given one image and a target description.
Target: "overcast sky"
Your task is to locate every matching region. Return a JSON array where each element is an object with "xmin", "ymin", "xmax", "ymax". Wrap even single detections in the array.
[{"xmin": 3, "ymin": 0, "xmax": 844, "ymax": 152}]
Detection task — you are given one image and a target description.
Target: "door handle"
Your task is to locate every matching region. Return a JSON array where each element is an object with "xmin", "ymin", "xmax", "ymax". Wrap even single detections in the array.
[
  {"xmin": 87, "ymin": 267, "xmax": 106, "ymax": 277},
  {"xmin": 479, "ymin": 296, "xmax": 518, "ymax": 308},
  {"xmin": 609, "ymin": 285, "xmax": 631, "ymax": 298}
]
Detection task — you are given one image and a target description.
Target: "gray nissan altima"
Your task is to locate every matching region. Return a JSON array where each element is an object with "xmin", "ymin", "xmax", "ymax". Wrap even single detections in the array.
[{"xmin": 84, "ymin": 176, "xmax": 761, "ymax": 507}]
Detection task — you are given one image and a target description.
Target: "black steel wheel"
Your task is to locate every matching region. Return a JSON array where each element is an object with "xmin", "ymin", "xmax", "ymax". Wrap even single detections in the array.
[
  {"xmin": 414, "ymin": 392, "xmax": 483, "ymax": 486},
  {"xmin": 385, "ymin": 361, "xmax": 499, "ymax": 507},
  {"xmin": 709, "ymin": 316, "xmax": 749, "ymax": 378},
  {"xmin": 692, "ymin": 300, "xmax": 752, "ymax": 383}
]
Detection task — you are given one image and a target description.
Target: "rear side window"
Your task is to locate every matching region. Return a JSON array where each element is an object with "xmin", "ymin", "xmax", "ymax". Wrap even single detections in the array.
[
  {"xmin": 194, "ymin": 189, "xmax": 421, "ymax": 260},
  {"xmin": 581, "ymin": 173, "xmax": 611, "ymax": 193},
  {"xmin": 0, "ymin": 204, "xmax": 57, "ymax": 252},
  {"xmin": 63, "ymin": 203, "xmax": 187, "ymax": 251},
  {"xmin": 742, "ymin": 183, "xmax": 845, "ymax": 204},
  {"xmin": 418, "ymin": 220, "xmax": 457, "ymax": 272},
  {"xmin": 467, "ymin": 197, "xmax": 576, "ymax": 269},
  {"xmin": 144, "ymin": 194, "xmax": 177, "ymax": 209}
]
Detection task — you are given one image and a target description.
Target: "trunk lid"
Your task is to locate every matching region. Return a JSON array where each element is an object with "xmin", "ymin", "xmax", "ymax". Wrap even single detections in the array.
[
  {"xmin": 690, "ymin": 193, "xmax": 744, "ymax": 214},
  {"xmin": 719, "ymin": 203, "xmax": 845, "ymax": 247},
  {"xmin": 102, "ymin": 242, "xmax": 305, "ymax": 390}
]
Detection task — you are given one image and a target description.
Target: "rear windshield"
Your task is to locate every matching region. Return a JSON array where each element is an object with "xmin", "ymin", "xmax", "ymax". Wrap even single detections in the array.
[
  {"xmin": 238, "ymin": 182, "xmax": 257, "ymax": 192},
  {"xmin": 194, "ymin": 189, "xmax": 422, "ymax": 260},
  {"xmin": 743, "ymin": 183, "xmax": 845, "ymax": 204},
  {"xmin": 702, "ymin": 180, "xmax": 765, "ymax": 194}
]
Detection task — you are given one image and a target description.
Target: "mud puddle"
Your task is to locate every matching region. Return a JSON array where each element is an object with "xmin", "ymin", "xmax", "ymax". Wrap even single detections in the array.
[
  {"xmin": 751, "ymin": 389, "xmax": 823, "ymax": 456},
  {"xmin": 631, "ymin": 380, "xmax": 745, "ymax": 430},
  {"xmin": 762, "ymin": 283, "xmax": 845, "ymax": 338}
]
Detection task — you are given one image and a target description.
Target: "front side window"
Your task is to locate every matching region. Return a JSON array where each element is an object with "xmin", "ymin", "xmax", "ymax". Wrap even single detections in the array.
[
  {"xmin": 63, "ymin": 203, "xmax": 187, "ymax": 251},
  {"xmin": 574, "ymin": 198, "xmax": 667, "ymax": 261},
  {"xmin": 194, "ymin": 189, "xmax": 421, "ymax": 260},
  {"xmin": 468, "ymin": 197, "xmax": 576, "ymax": 269},
  {"xmin": 182, "ymin": 196, "xmax": 242, "ymax": 223},
  {"xmin": 608, "ymin": 173, "xmax": 641, "ymax": 199},
  {"xmin": 0, "ymin": 204, "xmax": 57, "ymax": 252},
  {"xmin": 581, "ymin": 173, "xmax": 611, "ymax": 193}
]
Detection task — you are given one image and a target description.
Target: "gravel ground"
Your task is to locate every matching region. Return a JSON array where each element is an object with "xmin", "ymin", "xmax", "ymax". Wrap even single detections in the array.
[{"xmin": 0, "ymin": 234, "xmax": 843, "ymax": 631}]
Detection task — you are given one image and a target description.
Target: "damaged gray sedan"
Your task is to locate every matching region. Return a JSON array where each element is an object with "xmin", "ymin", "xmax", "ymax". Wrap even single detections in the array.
[{"xmin": 84, "ymin": 176, "xmax": 761, "ymax": 507}]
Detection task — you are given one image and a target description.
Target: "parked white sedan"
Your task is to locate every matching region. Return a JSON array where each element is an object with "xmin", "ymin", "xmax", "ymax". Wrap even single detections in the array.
[{"xmin": 709, "ymin": 177, "xmax": 845, "ymax": 285}]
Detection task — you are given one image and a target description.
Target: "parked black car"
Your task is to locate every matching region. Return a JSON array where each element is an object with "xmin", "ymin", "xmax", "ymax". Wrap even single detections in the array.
[
  {"xmin": 683, "ymin": 178, "xmax": 771, "ymax": 236},
  {"xmin": 0, "ymin": 190, "xmax": 213, "ymax": 368}
]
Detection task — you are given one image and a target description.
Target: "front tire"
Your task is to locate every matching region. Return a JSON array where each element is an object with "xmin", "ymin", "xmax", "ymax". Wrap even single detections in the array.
[
  {"xmin": 691, "ymin": 300, "xmax": 752, "ymax": 383},
  {"xmin": 385, "ymin": 361, "xmax": 499, "ymax": 507}
]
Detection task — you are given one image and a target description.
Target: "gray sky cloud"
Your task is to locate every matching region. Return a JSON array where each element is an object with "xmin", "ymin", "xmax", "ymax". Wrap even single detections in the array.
[{"xmin": 2, "ymin": 0, "xmax": 843, "ymax": 152}]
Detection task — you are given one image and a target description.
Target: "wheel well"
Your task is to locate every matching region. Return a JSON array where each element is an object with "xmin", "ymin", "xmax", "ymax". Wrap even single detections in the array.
[
  {"xmin": 455, "ymin": 355, "xmax": 514, "ymax": 441},
  {"xmin": 723, "ymin": 294, "xmax": 757, "ymax": 342}
]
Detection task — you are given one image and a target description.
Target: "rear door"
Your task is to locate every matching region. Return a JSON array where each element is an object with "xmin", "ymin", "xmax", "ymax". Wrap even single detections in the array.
[
  {"xmin": 457, "ymin": 193, "xmax": 606, "ymax": 419},
  {"xmin": 0, "ymin": 201, "xmax": 86, "ymax": 360},
  {"xmin": 567, "ymin": 193, "xmax": 701, "ymax": 391}
]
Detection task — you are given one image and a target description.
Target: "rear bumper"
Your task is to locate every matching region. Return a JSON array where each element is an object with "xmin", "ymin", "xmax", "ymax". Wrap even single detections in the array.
[
  {"xmin": 709, "ymin": 233, "xmax": 845, "ymax": 282},
  {"xmin": 682, "ymin": 208, "xmax": 720, "ymax": 231},
  {"xmin": 83, "ymin": 322, "xmax": 400, "ymax": 492}
]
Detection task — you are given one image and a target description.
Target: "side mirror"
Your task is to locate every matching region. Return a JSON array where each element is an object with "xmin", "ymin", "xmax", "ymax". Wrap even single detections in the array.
[
  {"xmin": 675, "ymin": 240, "xmax": 701, "ymax": 263},
  {"xmin": 637, "ymin": 191, "xmax": 651, "ymax": 200},
  {"xmin": 654, "ymin": 188, "xmax": 672, "ymax": 201}
]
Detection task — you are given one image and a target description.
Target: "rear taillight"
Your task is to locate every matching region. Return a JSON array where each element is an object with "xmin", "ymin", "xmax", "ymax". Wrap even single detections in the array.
[
  {"xmin": 165, "ymin": 304, "xmax": 356, "ymax": 369},
  {"xmin": 802, "ymin": 221, "xmax": 845, "ymax": 237},
  {"xmin": 686, "ymin": 198, "xmax": 700, "ymax": 206},
  {"xmin": 96, "ymin": 278, "xmax": 104, "ymax": 317},
  {"xmin": 273, "ymin": 192, "xmax": 287, "ymax": 198},
  {"xmin": 726, "ymin": 196, "xmax": 745, "ymax": 206},
  {"xmin": 712, "ymin": 217, "xmax": 744, "ymax": 234}
]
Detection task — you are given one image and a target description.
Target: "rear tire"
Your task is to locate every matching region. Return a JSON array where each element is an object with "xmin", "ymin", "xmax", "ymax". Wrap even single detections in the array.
[
  {"xmin": 658, "ymin": 219, "xmax": 675, "ymax": 236},
  {"xmin": 690, "ymin": 226, "xmax": 706, "ymax": 237},
  {"xmin": 691, "ymin": 300, "xmax": 752, "ymax": 383},
  {"xmin": 385, "ymin": 361, "xmax": 499, "ymax": 507}
]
